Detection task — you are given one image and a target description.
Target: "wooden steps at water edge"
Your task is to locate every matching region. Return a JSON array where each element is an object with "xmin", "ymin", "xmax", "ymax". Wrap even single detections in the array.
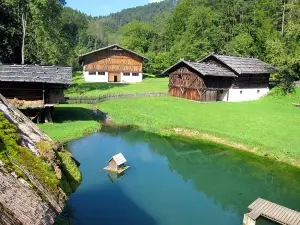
[{"xmin": 243, "ymin": 198, "xmax": 300, "ymax": 225}]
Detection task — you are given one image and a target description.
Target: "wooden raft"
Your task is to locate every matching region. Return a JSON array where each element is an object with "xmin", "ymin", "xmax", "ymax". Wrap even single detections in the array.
[
  {"xmin": 245, "ymin": 198, "xmax": 300, "ymax": 225},
  {"xmin": 103, "ymin": 166, "xmax": 130, "ymax": 174}
]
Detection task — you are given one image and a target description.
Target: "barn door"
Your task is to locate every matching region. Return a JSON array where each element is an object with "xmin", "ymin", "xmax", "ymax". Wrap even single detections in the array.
[{"xmin": 109, "ymin": 72, "xmax": 120, "ymax": 82}]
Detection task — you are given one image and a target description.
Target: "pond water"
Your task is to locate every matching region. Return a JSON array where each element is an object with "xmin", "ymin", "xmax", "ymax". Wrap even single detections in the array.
[{"xmin": 66, "ymin": 126, "xmax": 300, "ymax": 225}]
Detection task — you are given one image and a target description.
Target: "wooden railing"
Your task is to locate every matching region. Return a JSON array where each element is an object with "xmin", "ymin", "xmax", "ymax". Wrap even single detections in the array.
[{"xmin": 65, "ymin": 92, "xmax": 168, "ymax": 104}]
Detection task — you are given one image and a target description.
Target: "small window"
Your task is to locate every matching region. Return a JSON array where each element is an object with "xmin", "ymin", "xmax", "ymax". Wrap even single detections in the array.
[
  {"xmin": 240, "ymin": 90, "xmax": 243, "ymax": 95},
  {"xmin": 98, "ymin": 72, "xmax": 105, "ymax": 75},
  {"xmin": 89, "ymin": 72, "xmax": 96, "ymax": 75},
  {"xmin": 123, "ymin": 72, "xmax": 130, "ymax": 76},
  {"xmin": 257, "ymin": 90, "xmax": 260, "ymax": 94},
  {"xmin": 220, "ymin": 90, "xmax": 224, "ymax": 94},
  {"xmin": 132, "ymin": 73, "xmax": 139, "ymax": 76}
]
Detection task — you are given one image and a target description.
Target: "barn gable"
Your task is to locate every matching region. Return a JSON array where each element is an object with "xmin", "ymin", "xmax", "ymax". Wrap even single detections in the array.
[
  {"xmin": 163, "ymin": 60, "xmax": 237, "ymax": 78},
  {"xmin": 79, "ymin": 44, "xmax": 147, "ymax": 63}
]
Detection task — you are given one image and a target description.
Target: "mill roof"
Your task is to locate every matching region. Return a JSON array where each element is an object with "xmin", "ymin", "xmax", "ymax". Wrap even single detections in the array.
[
  {"xmin": 79, "ymin": 44, "xmax": 148, "ymax": 62},
  {"xmin": 201, "ymin": 54, "xmax": 276, "ymax": 75},
  {"xmin": 163, "ymin": 60, "xmax": 238, "ymax": 77},
  {"xmin": 0, "ymin": 64, "xmax": 72, "ymax": 85},
  {"xmin": 109, "ymin": 153, "xmax": 127, "ymax": 166}
]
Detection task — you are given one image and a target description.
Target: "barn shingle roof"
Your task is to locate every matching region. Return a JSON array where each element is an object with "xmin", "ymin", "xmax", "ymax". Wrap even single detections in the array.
[
  {"xmin": 162, "ymin": 60, "xmax": 238, "ymax": 77},
  {"xmin": 0, "ymin": 64, "xmax": 72, "ymax": 84},
  {"xmin": 202, "ymin": 54, "xmax": 276, "ymax": 75}
]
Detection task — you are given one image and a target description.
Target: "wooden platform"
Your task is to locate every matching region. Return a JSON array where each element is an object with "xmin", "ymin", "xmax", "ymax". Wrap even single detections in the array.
[
  {"xmin": 103, "ymin": 166, "xmax": 130, "ymax": 174},
  {"xmin": 244, "ymin": 198, "xmax": 300, "ymax": 225}
]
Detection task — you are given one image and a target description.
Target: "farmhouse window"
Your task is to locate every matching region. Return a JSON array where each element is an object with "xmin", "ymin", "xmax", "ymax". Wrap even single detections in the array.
[
  {"xmin": 132, "ymin": 73, "xmax": 139, "ymax": 76},
  {"xmin": 98, "ymin": 72, "xmax": 105, "ymax": 75},
  {"xmin": 123, "ymin": 72, "xmax": 130, "ymax": 76},
  {"xmin": 220, "ymin": 90, "xmax": 224, "ymax": 94},
  {"xmin": 240, "ymin": 90, "xmax": 243, "ymax": 94},
  {"xmin": 89, "ymin": 72, "xmax": 96, "ymax": 75},
  {"xmin": 257, "ymin": 90, "xmax": 260, "ymax": 94}
]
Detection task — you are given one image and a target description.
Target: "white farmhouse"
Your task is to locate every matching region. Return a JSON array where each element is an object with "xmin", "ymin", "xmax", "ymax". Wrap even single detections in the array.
[{"xmin": 79, "ymin": 44, "xmax": 147, "ymax": 83}]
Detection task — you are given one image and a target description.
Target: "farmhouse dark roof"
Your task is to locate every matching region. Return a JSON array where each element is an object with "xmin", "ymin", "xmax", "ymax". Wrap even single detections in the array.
[
  {"xmin": 78, "ymin": 44, "xmax": 148, "ymax": 62},
  {"xmin": 202, "ymin": 54, "xmax": 276, "ymax": 75},
  {"xmin": 163, "ymin": 60, "xmax": 238, "ymax": 77},
  {"xmin": 0, "ymin": 64, "xmax": 72, "ymax": 84}
]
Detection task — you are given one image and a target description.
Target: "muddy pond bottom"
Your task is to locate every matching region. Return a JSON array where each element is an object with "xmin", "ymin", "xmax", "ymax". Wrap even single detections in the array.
[{"xmin": 66, "ymin": 126, "xmax": 300, "ymax": 225}]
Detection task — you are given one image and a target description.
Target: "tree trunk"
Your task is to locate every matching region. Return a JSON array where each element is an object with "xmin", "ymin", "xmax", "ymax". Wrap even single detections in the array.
[
  {"xmin": 21, "ymin": 13, "xmax": 27, "ymax": 64},
  {"xmin": 281, "ymin": 0, "xmax": 286, "ymax": 35}
]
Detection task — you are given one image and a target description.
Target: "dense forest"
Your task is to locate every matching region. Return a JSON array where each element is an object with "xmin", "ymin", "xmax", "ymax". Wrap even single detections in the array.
[{"xmin": 0, "ymin": 0, "xmax": 299, "ymax": 87}]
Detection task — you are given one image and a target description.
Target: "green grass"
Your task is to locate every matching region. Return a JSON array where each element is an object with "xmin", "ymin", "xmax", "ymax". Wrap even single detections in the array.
[
  {"xmin": 38, "ymin": 104, "xmax": 101, "ymax": 143},
  {"xmin": 65, "ymin": 73, "xmax": 168, "ymax": 97},
  {"xmin": 98, "ymin": 87, "xmax": 300, "ymax": 165}
]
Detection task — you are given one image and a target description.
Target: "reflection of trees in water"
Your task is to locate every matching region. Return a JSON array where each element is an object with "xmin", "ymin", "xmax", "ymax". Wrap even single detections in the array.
[{"xmin": 102, "ymin": 125, "xmax": 300, "ymax": 215}]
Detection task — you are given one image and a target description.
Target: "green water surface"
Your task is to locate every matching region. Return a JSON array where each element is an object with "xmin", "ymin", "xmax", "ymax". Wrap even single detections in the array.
[{"xmin": 66, "ymin": 126, "xmax": 300, "ymax": 225}]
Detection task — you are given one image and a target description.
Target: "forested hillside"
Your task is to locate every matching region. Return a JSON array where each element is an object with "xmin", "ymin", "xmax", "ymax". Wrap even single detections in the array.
[{"xmin": 0, "ymin": 0, "xmax": 299, "ymax": 86}]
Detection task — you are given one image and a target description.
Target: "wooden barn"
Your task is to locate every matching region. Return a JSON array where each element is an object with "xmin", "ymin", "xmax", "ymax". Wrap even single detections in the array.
[
  {"xmin": 163, "ymin": 54, "xmax": 275, "ymax": 102},
  {"xmin": 79, "ymin": 44, "xmax": 147, "ymax": 83},
  {"xmin": 0, "ymin": 64, "xmax": 72, "ymax": 122}
]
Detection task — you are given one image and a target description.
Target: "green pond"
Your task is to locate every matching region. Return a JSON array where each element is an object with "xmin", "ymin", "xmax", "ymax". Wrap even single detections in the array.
[{"xmin": 65, "ymin": 126, "xmax": 300, "ymax": 225}]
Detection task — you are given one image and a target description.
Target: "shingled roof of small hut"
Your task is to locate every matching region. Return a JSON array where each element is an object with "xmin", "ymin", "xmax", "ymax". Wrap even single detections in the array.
[
  {"xmin": 109, "ymin": 153, "xmax": 127, "ymax": 166},
  {"xmin": 163, "ymin": 60, "xmax": 238, "ymax": 77},
  {"xmin": 0, "ymin": 64, "xmax": 72, "ymax": 84},
  {"xmin": 202, "ymin": 54, "xmax": 276, "ymax": 75}
]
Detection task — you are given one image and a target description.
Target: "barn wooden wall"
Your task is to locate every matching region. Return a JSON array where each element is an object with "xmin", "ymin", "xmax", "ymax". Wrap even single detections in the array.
[
  {"xmin": 168, "ymin": 67, "xmax": 225, "ymax": 102},
  {"xmin": 83, "ymin": 49, "xmax": 143, "ymax": 73}
]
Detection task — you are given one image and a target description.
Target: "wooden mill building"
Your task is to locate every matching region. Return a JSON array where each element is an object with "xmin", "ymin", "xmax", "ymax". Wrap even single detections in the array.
[
  {"xmin": 163, "ymin": 54, "xmax": 275, "ymax": 102},
  {"xmin": 0, "ymin": 64, "xmax": 72, "ymax": 122},
  {"xmin": 79, "ymin": 44, "xmax": 147, "ymax": 83}
]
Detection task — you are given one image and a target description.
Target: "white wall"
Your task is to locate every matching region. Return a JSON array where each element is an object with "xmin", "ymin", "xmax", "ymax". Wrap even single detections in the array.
[
  {"xmin": 227, "ymin": 88, "xmax": 269, "ymax": 102},
  {"xmin": 120, "ymin": 72, "xmax": 143, "ymax": 83},
  {"xmin": 83, "ymin": 70, "xmax": 143, "ymax": 83},
  {"xmin": 83, "ymin": 71, "xmax": 108, "ymax": 82},
  {"xmin": 217, "ymin": 90, "xmax": 229, "ymax": 101}
]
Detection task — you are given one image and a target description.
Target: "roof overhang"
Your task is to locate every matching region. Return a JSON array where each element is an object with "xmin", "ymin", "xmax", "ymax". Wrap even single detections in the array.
[
  {"xmin": 162, "ymin": 60, "xmax": 238, "ymax": 78},
  {"xmin": 78, "ymin": 44, "xmax": 148, "ymax": 63}
]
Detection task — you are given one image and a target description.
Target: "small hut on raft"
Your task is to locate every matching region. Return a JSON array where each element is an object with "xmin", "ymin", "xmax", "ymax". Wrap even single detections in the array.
[{"xmin": 104, "ymin": 153, "xmax": 130, "ymax": 174}]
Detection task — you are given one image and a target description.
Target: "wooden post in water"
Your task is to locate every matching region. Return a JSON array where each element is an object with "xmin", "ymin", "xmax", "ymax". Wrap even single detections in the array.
[{"xmin": 243, "ymin": 214, "xmax": 256, "ymax": 225}]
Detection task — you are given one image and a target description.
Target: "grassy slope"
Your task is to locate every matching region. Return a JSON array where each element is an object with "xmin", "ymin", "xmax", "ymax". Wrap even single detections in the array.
[
  {"xmin": 99, "ymin": 88, "xmax": 300, "ymax": 165},
  {"xmin": 38, "ymin": 104, "xmax": 101, "ymax": 143},
  {"xmin": 65, "ymin": 73, "xmax": 168, "ymax": 97}
]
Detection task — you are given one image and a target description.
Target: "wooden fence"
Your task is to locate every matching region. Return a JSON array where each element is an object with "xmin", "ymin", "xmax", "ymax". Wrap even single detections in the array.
[{"xmin": 65, "ymin": 92, "xmax": 168, "ymax": 104}]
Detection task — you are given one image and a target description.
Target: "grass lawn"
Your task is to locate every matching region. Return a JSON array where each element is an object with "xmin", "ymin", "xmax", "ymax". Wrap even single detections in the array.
[
  {"xmin": 65, "ymin": 73, "xmax": 168, "ymax": 97},
  {"xmin": 38, "ymin": 104, "xmax": 101, "ymax": 143},
  {"xmin": 98, "ymin": 87, "xmax": 300, "ymax": 165}
]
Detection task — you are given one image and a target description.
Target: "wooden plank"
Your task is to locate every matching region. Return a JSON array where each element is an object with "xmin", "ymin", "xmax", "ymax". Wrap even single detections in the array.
[
  {"xmin": 282, "ymin": 209, "xmax": 296, "ymax": 223},
  {"xmin": 249, "ymin": 198, "xmax": 263, "ymax": 210},
  {"xmin": 267, "ymin": 204, "xmax": 282, "ymax": 219},
  {"xmin": 285, "ymin": 210, "xmax": 298, "ymax": 224},
  {"xmin": 293, "ymin": 214, "xmax": 300, "ymax": 225},
  {"xmin": 263, "ymin": 202, "xmax": 277, "ymax": 216},
  {"xmin": 290, "ymin": 212, "xmax": 300, "ymax": 224}
]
